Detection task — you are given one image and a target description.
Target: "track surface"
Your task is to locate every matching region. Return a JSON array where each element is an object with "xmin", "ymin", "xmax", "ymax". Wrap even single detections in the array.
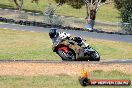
[
  {"xmin": 0, "ymin": 23, "xmax": 132, "ymax": 43},
  {"xmin": 0, "ymin": 59, "xmax": 132, "ymax": 63}
]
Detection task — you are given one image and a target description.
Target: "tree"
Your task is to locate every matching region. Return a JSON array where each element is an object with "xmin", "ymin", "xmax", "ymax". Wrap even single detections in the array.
[
  {"xmin": 114, "ymin": 0, "xmax": 132, "ymax": 33},
  {"xmin": 13, "ymin": 0, "xmax": 23, "ymax": 11},
  {"xmin": 54, "ymin": 0, "xmax": 106, "ymax": 30},
  {"xmin": 12, "ymin": 0, "xmax": 38, "ymax": 20},
  {"xmin": 12, "ymin": 0, "xmax": 39, "ymax": 11}
]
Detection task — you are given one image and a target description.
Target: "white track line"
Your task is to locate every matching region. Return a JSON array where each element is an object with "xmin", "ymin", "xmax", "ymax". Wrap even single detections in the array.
[
  {"xmin": 121, "ymin": 60, "xmax": 127, "ymax": 61},
  {"xmin": 30, "ymin": 31, "xmax": 35, "ymax": 32},
  {"xmin": 12, "ymin": 29, "xmax": 17, "ymax": 30},
  {"xmin": 3, "ymin": 28, "xmax": 8, "ymax": 29},
  {"xmin": 21, "ymin": 30, "xmax": 25, "ymax": 31}
]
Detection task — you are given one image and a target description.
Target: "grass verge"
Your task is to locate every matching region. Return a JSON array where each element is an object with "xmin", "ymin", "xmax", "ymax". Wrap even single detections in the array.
[
  {"xmin": 0, "ymin": 28, "xmax": 132, "ymax": 60},
  {"xmin": 0, "ymin": 70, "xmax": 131, "ymax": 88}
]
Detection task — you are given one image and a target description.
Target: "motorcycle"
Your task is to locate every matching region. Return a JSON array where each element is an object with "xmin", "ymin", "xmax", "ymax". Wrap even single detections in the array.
[{"xmin": 51, "ymin": 36, "xmax": 100, "ymax": 61}]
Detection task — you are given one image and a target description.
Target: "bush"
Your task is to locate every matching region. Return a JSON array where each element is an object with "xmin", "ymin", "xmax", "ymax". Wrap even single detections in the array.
[{"xmin": 114, "ymin": 0, "xmax": 132, "ymax": 34}]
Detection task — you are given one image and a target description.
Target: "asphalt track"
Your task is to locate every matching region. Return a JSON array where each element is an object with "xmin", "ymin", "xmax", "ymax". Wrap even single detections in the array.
[
  {"xmin": 0, "ymin": 23, "xmax": 132, "ymax": 63},
  {"xmin": 0, "ymin": 59, "xmax": 132, "ymax": 63},
  {"xmin": 0, "ymin": 23, "xmax": 132, "ymax": 43}
]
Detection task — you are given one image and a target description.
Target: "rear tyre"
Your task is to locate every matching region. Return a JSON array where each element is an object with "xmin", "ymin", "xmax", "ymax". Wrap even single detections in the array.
[{"xmin": 57, "ymin": 49, "xmax": 75, "ymax": 61}]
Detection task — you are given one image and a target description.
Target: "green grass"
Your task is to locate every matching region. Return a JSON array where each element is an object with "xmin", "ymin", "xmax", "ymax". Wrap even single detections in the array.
[
  {"xmin": 0, "ymin": 28, "xmax": 132, "ymax": 60},
  {"xmin": 0, "ymin": 0, "xmax": 120, "ymax": 22},
  {"xmin": 87, "ymin": 38, "xmax": 132, "ymax": 59},
  {"xmin": 0, "ymin": 28, "xmax": 59, "ymax": 60},
  {"xmin": 96, "ymin": 4, "xmax": 121, "ymax": 22},
  {"xmin": 0, "ymin": 70, "xmax": 131, "ymax": 88}
]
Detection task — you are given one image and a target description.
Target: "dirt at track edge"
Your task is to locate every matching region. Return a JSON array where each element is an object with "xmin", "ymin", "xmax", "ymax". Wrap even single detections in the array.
[{"xmin": 0, "ymin": 62, "xmax": 131, "ymax": 76}]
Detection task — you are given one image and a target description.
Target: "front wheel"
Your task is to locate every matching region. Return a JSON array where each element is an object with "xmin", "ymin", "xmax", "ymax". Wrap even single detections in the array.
[
  {"xmin": 57, "ymin": 48, "xmax": 76, "ymax": 61},
  {"xmin": 89, "ymin": 51, "xmax": 100, "ymax": 61}
]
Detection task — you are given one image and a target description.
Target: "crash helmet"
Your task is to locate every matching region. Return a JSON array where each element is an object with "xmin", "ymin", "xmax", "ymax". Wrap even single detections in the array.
[
  {"xmin": 49, "ymin": 28, "xmax": 59, "ymax": 38},
  {"xmin": 59, "ymin": 32, "xmax": 71, "ymax": 39}
]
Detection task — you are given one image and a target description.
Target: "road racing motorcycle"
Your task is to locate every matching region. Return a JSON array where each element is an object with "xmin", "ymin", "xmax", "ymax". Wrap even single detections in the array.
[{"xmin": 49, "ymin": 30, "xmax": 100, "ymax": 61}]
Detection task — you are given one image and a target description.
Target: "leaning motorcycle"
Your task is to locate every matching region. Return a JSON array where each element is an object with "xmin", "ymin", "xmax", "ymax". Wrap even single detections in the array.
[{"xmin": 51, "ymin": 37, "xmax": 100, "ymax": 61}]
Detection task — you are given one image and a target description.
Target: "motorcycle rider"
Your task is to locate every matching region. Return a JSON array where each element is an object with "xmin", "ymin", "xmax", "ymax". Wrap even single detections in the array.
[
  {"xmin": 49, "ymin": 28, "xmax": 85, "ymax": 47},
  {"xmin": 49, "ymin": 28, "xmax": 71, "ymax": 45}
]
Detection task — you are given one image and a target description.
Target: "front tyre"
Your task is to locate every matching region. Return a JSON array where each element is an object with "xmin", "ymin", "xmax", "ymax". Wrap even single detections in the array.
[
  {"xmin": 89, "ymin": 51, "xmax": 100, "ymax": 61},
  {"xmin": 57, "ymin": 49, "xmax": 75, "ymax": 61}
]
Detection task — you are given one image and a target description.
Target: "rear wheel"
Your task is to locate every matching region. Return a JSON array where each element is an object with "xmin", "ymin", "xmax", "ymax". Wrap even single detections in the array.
[{"xmin": 57, "ymin": 47, "xmax": 76, "ymax": 61}]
